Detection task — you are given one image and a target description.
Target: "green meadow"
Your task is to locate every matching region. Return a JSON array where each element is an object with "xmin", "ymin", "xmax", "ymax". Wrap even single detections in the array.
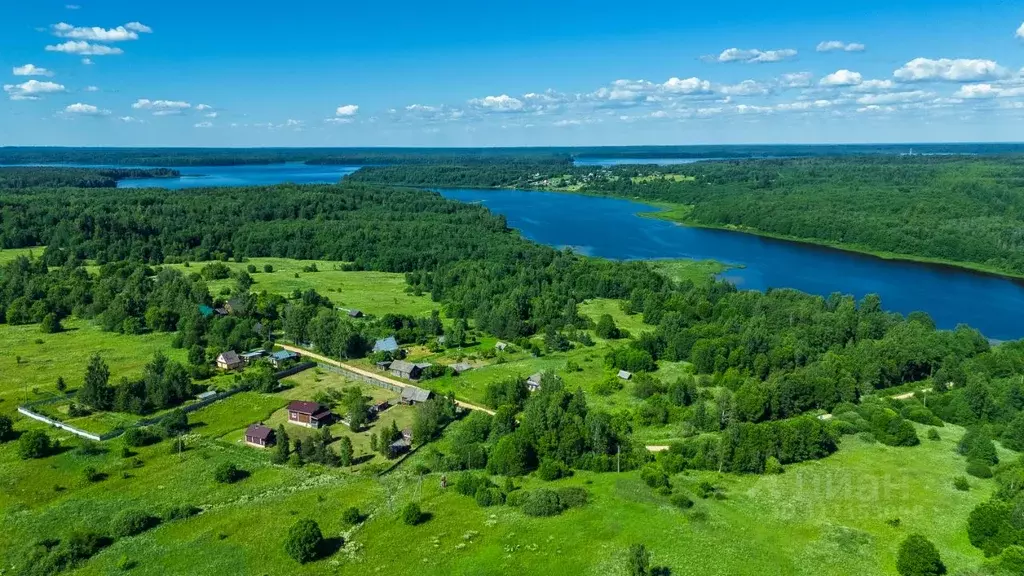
[
  {"xmin": 164, "ymin": 257, "xmax": 439, "ymax": 317},
  {"xmin": 0, "ymin": 245, "xmax": 45, "ymax": 265},
  {"xmin": 0, "ymin": 412, "xmax": 994, "ymax": 576}
]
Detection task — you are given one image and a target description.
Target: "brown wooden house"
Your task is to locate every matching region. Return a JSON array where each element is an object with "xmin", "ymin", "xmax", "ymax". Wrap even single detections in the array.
[
  {"xmin": 286, "ymin": 400, "xmax": 332, "ymax": 429},
  {"xmin": 245, "ymin": 423, "xmax": 275, "ymax": 447}
]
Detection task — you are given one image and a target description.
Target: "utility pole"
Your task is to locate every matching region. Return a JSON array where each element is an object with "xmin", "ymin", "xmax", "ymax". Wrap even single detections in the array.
[{"xmin": 617, "ymin": 444, "xmax": 621, "ymax": 473}]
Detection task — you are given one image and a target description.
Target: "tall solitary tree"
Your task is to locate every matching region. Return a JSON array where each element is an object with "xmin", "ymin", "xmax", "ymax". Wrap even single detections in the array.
[
  {"xmin": 79, "ymin": 353, "xmax": 112, "ymax": 410},
  {"xmin": 897, "ymin": 534, "xmax": 946, "ymax": 576}
]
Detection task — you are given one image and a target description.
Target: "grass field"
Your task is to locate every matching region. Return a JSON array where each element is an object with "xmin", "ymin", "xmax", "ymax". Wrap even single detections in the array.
[
  {"xmin": 0, "ymin": 319, "xmax": 186, "ymax": 418},
  {"xmin": 164, "ymin": 257, "xmax": 439, "ymax": 317},
  {"xmin": 0, "ymin": 420, "xmax": 985, "ymax": 576},
  {"xmin": 0, "ymin": 245, "xmax": 45, "ymax": 265}
]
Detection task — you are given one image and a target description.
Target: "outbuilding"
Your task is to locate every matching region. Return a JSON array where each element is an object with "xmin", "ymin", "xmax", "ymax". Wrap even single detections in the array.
[
  {"xmin": 400, "ymin": 386, "xmax": 432, "ymax": 405},
  {"xmin": 389, "ymin": 360, "xmax": 422, "ymax": 380},
  {"xmin": 269, "ymin": 349, "xmax": 299, "ymax": 368},
  {"xmin": 527, "ymin": 372, "xmax": 543, "ymax": 392},
  {"xmin": 245, "ymin": 423, "xmax": 275, "ymax": 447},
  {"xmin": 287, "ymin": 400, "xmax": 333, "ymax": 429},
  {"xmin": 617, "ymin": 370, "xmax": 633, "ymax": 381}
]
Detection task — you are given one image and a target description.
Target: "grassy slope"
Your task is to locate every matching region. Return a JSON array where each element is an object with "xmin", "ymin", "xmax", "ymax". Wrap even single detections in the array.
[
  {"xmin": 163, "ymin": 257, "xmax": 439, "ymax": 317},
  {"xmin": 44, "ymin": 423, "xmax": 999, "ymax": 576}
]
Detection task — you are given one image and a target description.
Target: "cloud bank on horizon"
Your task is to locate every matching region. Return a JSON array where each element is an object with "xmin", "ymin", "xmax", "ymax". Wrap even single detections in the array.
[{"xmin": 4, "ymin": 1, "xmax": 1024, "ymax": 146}]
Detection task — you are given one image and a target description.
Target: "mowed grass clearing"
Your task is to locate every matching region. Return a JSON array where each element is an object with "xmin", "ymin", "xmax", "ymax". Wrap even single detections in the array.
[{"xmin": 163, "ymin": 257, "xmax": 438, "ymax": 317}]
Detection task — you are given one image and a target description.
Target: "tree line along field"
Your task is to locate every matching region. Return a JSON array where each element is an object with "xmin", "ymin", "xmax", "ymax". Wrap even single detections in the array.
[{"xmin": 2, "ymin": 168, "xmax": 1024, "ymax": 575}]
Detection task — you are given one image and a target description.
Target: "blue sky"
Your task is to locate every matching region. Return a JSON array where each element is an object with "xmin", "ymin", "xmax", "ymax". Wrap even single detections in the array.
[{"xmin": 3, "ymin": 1, "xmax": 1024, "ymax": 146}]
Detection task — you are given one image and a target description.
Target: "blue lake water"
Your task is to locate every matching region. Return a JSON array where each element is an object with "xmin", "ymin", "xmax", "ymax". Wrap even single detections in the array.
[
  {"xmin": 435, "ymin": 188, "xmax": 1024, "ymax": 341},
  {"xmin": 116, "ymin": 163, "xmax": 361, "ymax": 189}
]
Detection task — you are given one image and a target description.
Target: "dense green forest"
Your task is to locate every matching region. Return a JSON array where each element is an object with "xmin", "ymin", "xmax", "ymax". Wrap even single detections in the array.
[
  {"xmin": 0, "ymin": 167, "xmax": 179, "ymax": 189},
  {"xmin": 349, "ymin": 156, "xmax": 1024, "ymax": 276}
]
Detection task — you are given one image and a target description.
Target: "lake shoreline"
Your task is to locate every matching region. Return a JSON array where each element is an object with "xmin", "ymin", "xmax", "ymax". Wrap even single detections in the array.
[{"xmin": 430, "ymin": 184, "xmax": 1024, "ymax": 283}]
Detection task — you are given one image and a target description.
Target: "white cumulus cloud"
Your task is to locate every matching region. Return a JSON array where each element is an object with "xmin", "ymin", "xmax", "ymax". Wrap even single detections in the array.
[
  {"xmin": 954, "ymin": 83, "xmax": 1024, "ymax": 99},
  {"xmin": 852, "ymin": 79, "xmax": 896, "ymax": 92},
  {"xmin": 46, "ymin": 41, "xmax": 123, "ymax": 56},
  {"xmin": 124, "ymin": 22, "xmax": 152, "ymax": 34},
  {"xmin": 779, "ymin": 72, "xmax": 814, "ymax": 88},
  {"xmin": 335, "ymin": 104, "xmax": 359, "ymax": 116},
  {"xmin": 468, "ymin": 94, "xmax": 525, "ymax": 112},
  {"xmin": 856, "ymin": 90, "xmax": 933, "ymax": 105},
  {"xmin": 64, "ymin": 103, "xmax": 110, "ymax": 116},
  {"xmin": 194, "ymin": 121, "xmax": 213, "ymax": 128},
  {"xmin": 195, "ymin": 104, "xmax": 213, "ymax": 111},
  {"xmin": 132, "ymin": 99, "xmax": 191, "ymax": 114},
  {"xmin": 662, "ymin": 77, "xmax": 713, "ymax": 94},
  {"xmin": 717, "ymin": 79, "xmax": 770, "ymax": 96},
  {"xmin": 820, "ymin": 69, "xmax": 863, "ymax": 87},
  {"xmin": 816, "ymin": 41, "xmax": 866, "ymax": 52},
  {"xmin": 84, "ymin": 85, "xmax": 99, "ymax": 92},
  {"xmin": 706, "ymin": 48, "xmax": 797, "ymax": 64},
  {"xmin": 13, "ymin": 64, "xmax": 53, "ymax": 77},
  {"xmin": 1017, "ymin": 22, "xmax": 1024, "ymax": 39},
  {"xmin": 893, "ymin": 58, "xmax": 1007, "ymax": 82},
  {"xmin": 4, "ymin": 80, "xmax": 66, "ymax": 100},
  {"xmin": 51, "ymin": 23, "xmax": 139, "ymax": 42}
]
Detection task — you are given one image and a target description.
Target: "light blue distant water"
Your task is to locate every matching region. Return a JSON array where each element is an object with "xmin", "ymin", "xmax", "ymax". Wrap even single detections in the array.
[
  {"xmin": 116, "ymin": 163, "xmax": 360, "ymax": 189},
  {"xmin": 435, "ymin": 188, "xmax": 1024, "ymax": 341}
]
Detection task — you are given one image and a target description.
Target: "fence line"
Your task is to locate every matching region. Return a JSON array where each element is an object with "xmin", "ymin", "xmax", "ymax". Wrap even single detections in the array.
[
  {"xmin": 316, "ymin": 363, "xmax": 404, "ymax": 394},
  {"xmin": 16, "ymin": 361, "xmax": 315, "ymax": 442},
  {"xmin": 17, "ymin": 406, "xmax": 103, "ymax": 441}
]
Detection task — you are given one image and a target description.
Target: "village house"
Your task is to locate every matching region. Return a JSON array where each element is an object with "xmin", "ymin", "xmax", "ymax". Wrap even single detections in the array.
[
  {"xmin": 389, "ymin": 360, "xmax": 422, "ymax": 380},
  {"xmin": 389, "ymin": 436, "xmax": 411, "ymax": 457},
  {"xmin": 268, "ymin": 349, "xmax": 299, "ymax": 368},
  {"xmin": 286, "ymin": 400, "xmax": 333, "ymax": 429},
  {"xmin": 216, "ymin": 351, "xmax": 243, "ymax": 371},
  {"xmin": 618, "ymin": 370, "xmax": 633, "ymax": 381},
  {"xmin": 400, "ymin": 386, "xmax": 432, "ymax": 405},
  {"xmin": 244, "ymin": 423, "xmax": 275, "ymax": 448},
  {"xmin": 373, "ymin": 336, "xmax": 399, "ymax": 354},
  {"xmin": 348, "ymin": 309, "xmax": 364, "ymax": 318},
  {"xmin": 375, "ymin": 360, "xmax": 393, "ymax": 370},
  {"xmin": 527, "ymin": 372, "xmax": 543, "ymax": 391},
  {"xmin": 495, "ymin": 342, "xmax": 508, "ymax": 352},
  {"xmin": 224, "ymin": 297, "xmax": 247, "ymax": 315}
]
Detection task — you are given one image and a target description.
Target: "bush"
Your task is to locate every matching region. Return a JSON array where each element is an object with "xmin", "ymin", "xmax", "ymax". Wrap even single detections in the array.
[
  {"xmin": 213, "ymin": 462, "xmax": 245, "ymax": 484},
  {"xmin": 475, "ymin": 486, "xmax": 505, "ymax": 507},
  {"xmin": 696, "ymin": 481, "xmax": 718, "ymax": 499},
  {"xmin": 18, "ymin": 429, "xmax": 54, "ymax": 459},
  {"xmin": 40, "ymin": 313, "xmax": 62, "ymax": 334},
  {"xmin": 122, "ymin": 427, "xmax": 159, "ymax": 448},
  {"xmin": 522, "ymin": 489, "xmax": 564, "ymax": 517},
  {"xmin": 537, "ymin": 459, "xmax": 569, "ymax": 481},
  {"xmin": 594, "ymin": 378, "xmax": 623, "ymax": 396},
  {"xmin": 926, "ymin": 429, "xmax": 941, "ymax": 441},
  {"xmin": 764, "ymin": 456, "xmax": 784, "ymax": 475},
  {"xmin": 164, "ymin": 505, "xmax": 200, "ymax": 521},
  {"xmin": 284, "ymin": 519, "xmax": 324, "ymax": 564},
  {"xmin": 505, "ymin": 490, "xmax": 526, "ymax": 507},
  {"xmin": 402, "ymin": 502, "xmax": 425, "ymax": 525},
  {"xmin": 0, "ymin": 414, "xmax": 13, "ymax": 441},
  {"xmin": 953, "ymin": 476, "xmax": 970, "ymax": 491},
  {"xmin": 83, "ymin": 466, "xmax": 104, "ymax": 483},
  {"xmin": 670, "ymin": 492, "xmax": 694, "ymax": 509},
  {"xmin": 959, "ymin": 428, "xmax": 999, "ymax": 466},
  {"xmin": 341, "ymin": 506, "xmax": 362, "ymax": 526},
  {"xmin": 263, "ymin": 264, "xmax": 274, "ymax": 273},
  {"xmin": 111, "ymin": 509, "xmax": 160, "ymax": 537},
  {"xmin": 896, "ymin": 533, "xmax": 946, "ymax": 576},
  {"xmin": 966, "ymin": 461, "xmax": 993, "ymax": 479},
  {"xmin": 640, "ymin": 465, "xmax": 669, "ymax": 489},
  {"xmin": 555, "ymin": 487, "xmax": 589, "ymax": 509}
]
